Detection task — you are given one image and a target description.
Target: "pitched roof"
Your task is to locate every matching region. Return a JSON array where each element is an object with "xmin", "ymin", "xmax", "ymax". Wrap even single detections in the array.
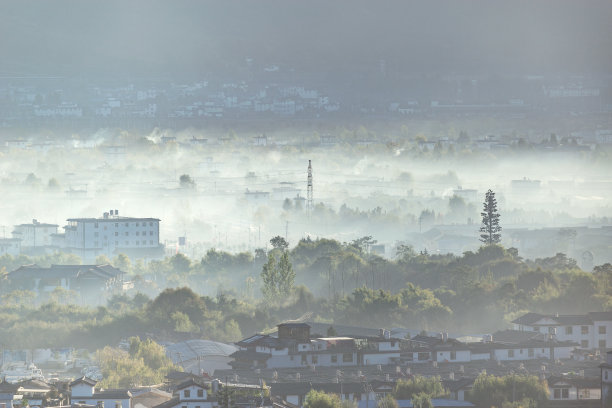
[
  {"xmin": 490, "ymin": 330, "xmax": 546, "ymax": 344},
  {"xmin": 173, "ymin": 378, "xmax": 209, "ymax": 391},
  {"xmin": 70, "ymin": 377, "xmax": 98, "ymax": 387},
  {"xmin": 277, "ymin": 323, "xmax": 310, "ymax": 329},
  {"xmin": 511, "ymin": 312, "xmax": 598, "ymax": 326},
  {"xmin": 9, "ymin": 264, "xmax": 123, "ymax": 281},
  {"xmin": 152, "ymin": 396, "xmax": 179, "ymax": 408},
  {"xmin": 93, "ymin": 389, "xmax": 132, "ymax": 399},
  {"xmin": 547, "ymin": 376, "xmax": 600, "ymax": 389},
  {"xmin": 587, "ymin": 311, "xmax": 612, "ymax": 321},
  {"xmin": 0, "ymin": 382, "xmax": 20, "ymax": 393},
  {"xmin": 511, "ymin": 313, "xmax": 546, "ymax": 325}
]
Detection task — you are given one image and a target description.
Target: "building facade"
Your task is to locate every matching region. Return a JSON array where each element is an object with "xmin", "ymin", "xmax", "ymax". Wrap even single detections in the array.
[
  {"xmin": 512, "ymin": 312, "xmax": 612, "ymax": 350},
  {"xmin": 57, "ymin": 210, "xmax": 163, "ymax": 261}
]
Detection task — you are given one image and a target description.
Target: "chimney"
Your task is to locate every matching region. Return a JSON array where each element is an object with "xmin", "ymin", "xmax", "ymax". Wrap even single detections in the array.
[
  {"xmin": 115, "ymin": 209, "xmax": 118, "ymax": 216},
  {"xmin": 103, "ymin": 212, "xmax": 109, "ymax": 219}
]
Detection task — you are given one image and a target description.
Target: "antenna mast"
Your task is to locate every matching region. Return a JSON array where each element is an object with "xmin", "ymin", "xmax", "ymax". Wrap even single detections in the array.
[{"xmin": 307, "ymin": 160, "xmax": 313, "ymax": 218}]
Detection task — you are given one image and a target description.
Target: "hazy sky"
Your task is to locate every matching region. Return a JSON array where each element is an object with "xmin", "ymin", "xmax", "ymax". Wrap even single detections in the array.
[{"xmin": 1, "ymin": 1, "xmax": 611, "ymax": 77}]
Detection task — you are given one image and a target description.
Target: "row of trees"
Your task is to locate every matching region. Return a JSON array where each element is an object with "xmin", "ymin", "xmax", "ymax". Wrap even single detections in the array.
[{"xmin": 302, "ymin": 373, "xmax": 547, "ymax": 408}]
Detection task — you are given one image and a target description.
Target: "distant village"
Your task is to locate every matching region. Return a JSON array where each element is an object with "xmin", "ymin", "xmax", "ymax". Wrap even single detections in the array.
[
  {"xmin": 1, "ymin": 316, "xmax": 612, "ymax": 408},
  {"xmin": 1, "ymin": 68, "xmax": 611, "ymax": 129}
]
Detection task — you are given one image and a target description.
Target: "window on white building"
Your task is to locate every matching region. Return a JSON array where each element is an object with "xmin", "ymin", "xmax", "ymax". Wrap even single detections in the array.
[
  {"xmin": 600, "ymin": 326, "xmax": 606, "ymax": 334},
  {"xmin": 197, "ymin": 389, "xmax": 203, "ymax": 398},
  {"xmin": 450, "ymin": 351, "xmax": 456, "ymax": 360},
  {"xmin": 581, "ymin": 340, "xmax": 589, "ymax": 348},
  {"xmin": 125, "ymin": 232, "xmax": 129, "ymax": 236},
  {"xmin": 581, "ymin": 326, "xmax": 589, "ymax": 335},
  {"xmin": 331, "ymin": 355, "xmax": 337, "ymax": 363},
  {"xmin": 599, "ymin": 340, "xmax": 606, "ymax": 349},
  {"xmin": 136, "ymin": 222, "xmax": 139, "ymax": 227},
  {"xmin": 528, "ymin": 348, "xmax": 534, "ymax": 357},
  {"xmin": 184, "ymin": 390, "xmax": 190, "ymax": 398},
  {"xmin": 566, "ymin": 326, "xmax": 573, "ymax": 335},
  {"xmin": 508, "ymin": 349, "xmax": 514, "ymax": 358}
]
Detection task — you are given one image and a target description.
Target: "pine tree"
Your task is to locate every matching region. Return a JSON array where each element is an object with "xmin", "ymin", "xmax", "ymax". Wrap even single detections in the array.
[{"xmin": 479, "ymin": 189, "xmax": 502, "ymax": 245}]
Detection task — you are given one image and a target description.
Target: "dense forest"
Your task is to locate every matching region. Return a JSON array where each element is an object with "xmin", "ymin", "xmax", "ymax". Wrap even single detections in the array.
[{"xmin": 0, "ymin": 239, "xmax": 610, "ymax": 350}]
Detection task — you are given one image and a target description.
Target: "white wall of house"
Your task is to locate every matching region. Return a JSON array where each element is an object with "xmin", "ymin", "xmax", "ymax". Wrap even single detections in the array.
[
  {"xmin": 72, "ymin": 397, "xmax": 130, "ymax": 408},
  {"xmin": 177, "ymin": 385, "xmax": 208, "ymax": 401},
  {"xmin": 71, "ymin": 383, "xmax": 94, "ymax": 397},
  {"xmin": 593, "ymin": 320, "xmax": 612, "ymax": 349},
  {"xmin": 435, "ymin": 350, "xmax": 471, "ymax": 363},
  {"xmin": 377, "ymin": 341, "xmax": 400, "ymax": 352}
]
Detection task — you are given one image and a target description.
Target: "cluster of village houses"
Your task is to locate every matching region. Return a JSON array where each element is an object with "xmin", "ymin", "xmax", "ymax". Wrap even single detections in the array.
[{"xmin": 2, "ymin": 313, "xmax": 612, "ymax": 408}]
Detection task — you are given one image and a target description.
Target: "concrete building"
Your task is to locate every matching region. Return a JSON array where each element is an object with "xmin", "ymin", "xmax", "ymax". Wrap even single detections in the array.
[
  {"xmin": 512, "ymin": 312, "xmax": 612, "ymax": 350},
  {"xmin": 70, "ymin": 377, "xmax": 131, "ymax": 408},
  {"xmin": 0, "ymin": 238, "xmax": 21, "ymax": 256},
  {"xmin": 12, "ymin": 220, "xmax": 58, "ymax": 250},
  {"xmin": 57, "ymin": 210, "xmax": 163, "ymax": 261}
]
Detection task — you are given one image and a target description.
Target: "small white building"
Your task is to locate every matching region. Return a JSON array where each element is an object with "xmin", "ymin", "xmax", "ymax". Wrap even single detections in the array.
[
  {"xmin": 153, "ymin": 379, "xmax": 214, "ymax": 408},
  {"xmin": 70, "ymin": 377, "xmax": 131, "ymax": 408},
  {"xmin": 547, "ymin": 375, "xmax": 600, "ymax": 401}
]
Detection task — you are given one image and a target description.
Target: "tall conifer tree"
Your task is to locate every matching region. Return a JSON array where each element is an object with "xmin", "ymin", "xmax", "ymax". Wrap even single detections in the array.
[{"xmin": 480, "ymin": 189, "xmax": 501, "ymax": 245}]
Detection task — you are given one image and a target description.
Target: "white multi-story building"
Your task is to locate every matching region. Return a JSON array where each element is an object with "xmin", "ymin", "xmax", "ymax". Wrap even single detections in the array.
[
  {"xmin": 57, "ymin": 210, "xmax": 163, "ymax": 261},
  {"xmin": 512, "ymin": 312, "xmax": 612, "ymax": 350},
  {"xmin": 0, "ymin": 238, "xmax": 21, "ymax": 256},
  {"xmin": 12, "ymin": 220, "xmax": 58, "ymax": 250}
]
